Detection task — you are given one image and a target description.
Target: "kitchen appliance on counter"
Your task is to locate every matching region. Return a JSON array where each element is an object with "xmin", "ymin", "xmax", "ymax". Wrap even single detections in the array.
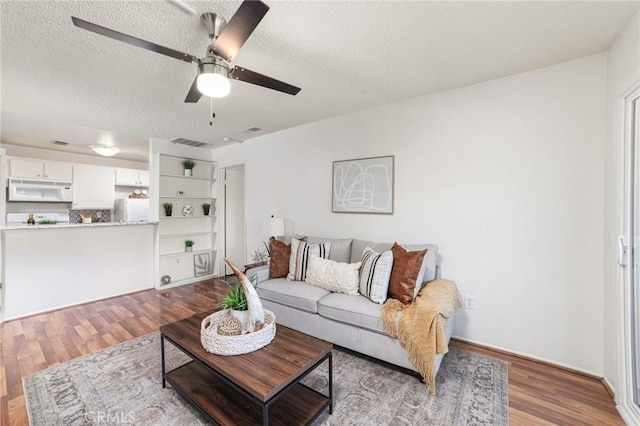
[
  {"xmin": 6, "ymin": 212, "xmax": 70, "ymax": 226},
  {"xmin": 114, "ymin": 198, "xmax": 150, "ymax": 222},
  {"xmin": 8, "ymin": 179, "xmax": 72, "ymax": 202}
]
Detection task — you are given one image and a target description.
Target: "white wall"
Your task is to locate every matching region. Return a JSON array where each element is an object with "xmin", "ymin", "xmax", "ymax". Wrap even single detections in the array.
[
  {"xmin": 603, "ymin": 10, "xmax": 640, "ymax": 397},
  {"xmin": 214, "ymin": 54, "xmax": 607, "ymax": 374}
]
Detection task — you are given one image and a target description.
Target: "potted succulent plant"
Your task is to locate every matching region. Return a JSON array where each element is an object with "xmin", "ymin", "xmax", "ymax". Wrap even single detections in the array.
[
  {"xmin": 185, "ymin": 239, "xmax": 195, "ymax": 252},
  {"xmin": 219, "ymin": 274, "xmax": 259, "ymax": 311},
  {"xmin": 202, "ymin": 203, "xmax": 211, "ymax": 216},
  {"xmin": 163, "ymin": 202, "xmax": 173, "ymax": 217},
  {"xmin": 182, "ymin": 159, "xmax": 196, "ymax": 177}
]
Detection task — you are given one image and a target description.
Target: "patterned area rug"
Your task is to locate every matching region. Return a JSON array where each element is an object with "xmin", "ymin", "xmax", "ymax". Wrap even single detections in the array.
[{"xmin": 23, "ymin": 332, "xmax": 508, "ymax": 425}]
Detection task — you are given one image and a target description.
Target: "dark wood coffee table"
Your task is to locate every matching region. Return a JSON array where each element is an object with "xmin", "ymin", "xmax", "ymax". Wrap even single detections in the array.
[{"xmin": 159, "ymin": 311, "xmax": 333, "ymax": 425}]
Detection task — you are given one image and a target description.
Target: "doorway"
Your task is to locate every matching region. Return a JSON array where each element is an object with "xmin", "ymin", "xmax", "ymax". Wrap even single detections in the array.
[
  {"xmin": 221, "ymin": 165, "xmax": 245, "ymax": 276},
  {"xmin": 621, "ymin": 84, "xmax": 640, "ymax": 422}
]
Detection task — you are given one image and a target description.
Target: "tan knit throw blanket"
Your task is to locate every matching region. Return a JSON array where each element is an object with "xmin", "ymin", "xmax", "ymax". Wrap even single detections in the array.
[{"xmin": 381, "ymin": 279, "xmax": 462, "ymax": 394}]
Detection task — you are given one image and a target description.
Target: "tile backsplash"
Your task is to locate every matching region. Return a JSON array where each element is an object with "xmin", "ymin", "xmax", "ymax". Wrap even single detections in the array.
[{"xmin": 69, "ymin": 209, "xmax": 111, "ymax": 223}]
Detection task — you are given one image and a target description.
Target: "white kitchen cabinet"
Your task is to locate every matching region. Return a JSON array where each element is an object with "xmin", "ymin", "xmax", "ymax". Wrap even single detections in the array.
[
  {"xmin": 9, "ymin": 158, "xmax": 41, "ymax": 179},
  {"xmin": 44, "ymin": 161, "xmax": 73, "ymax": 181},
  {"xmin": 138, "ymin": 170, "xmax": 150, "ymax": 186},
  {"xmin": 9, "ymin": 158, "xmax": 73, "ymax": 181},
  {"xmin": 72, "ymin": 165, "xmax": 115, "ymax": 209},
  {"xmin": 115, "ymin": 168, "xmax": 149, "ymax": 187}
]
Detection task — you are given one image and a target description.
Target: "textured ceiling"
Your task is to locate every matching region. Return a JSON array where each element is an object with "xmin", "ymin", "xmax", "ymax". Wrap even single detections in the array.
[{"xmin": 1, "ymin": 1, "xmax": 638, "ymax": 161}]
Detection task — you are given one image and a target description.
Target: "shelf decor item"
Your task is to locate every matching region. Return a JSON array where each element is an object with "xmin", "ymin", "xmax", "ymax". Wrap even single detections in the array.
[
  {"xmin": 185, "ymin": 240, "xmax": 195, "ymax": 252},
  {"xmin": 202, "ymin": 203, "xmax": 211, "ymax": 216},
  {"xmin": 163, "ymin": 202, "xmax": 173, "ymax": 217},
  {"xmin": 251, "ymin": 249, "xmax": 268, "ymax": 264},
  {"xmin": 200, "ymin": 258, "xmax": 275, "ymax": 355},
  {"xmin": 182, "ymin": 203, "xmax": 194, "ymax": 216},
  {"xmin": 182, "ymin": 159, "xmax": 196, "ymax": 177},
  {"xmin": 194, "ymin": 253, "xmax": 211, "ymax": 277}
]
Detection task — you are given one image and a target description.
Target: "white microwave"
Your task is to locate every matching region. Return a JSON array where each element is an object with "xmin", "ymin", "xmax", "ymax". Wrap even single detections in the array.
[{"xmin": 8, "ymin": 179, "xmax": 73, "ymax": 202}]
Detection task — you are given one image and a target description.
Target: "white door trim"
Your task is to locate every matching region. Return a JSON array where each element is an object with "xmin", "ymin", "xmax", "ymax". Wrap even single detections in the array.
[
  {"xmin": 219, "ymin": 164, "xmax": 246, "ymax": 276},
  {"xmin": 617, "ymin": 81, "xmax": 640, "ymax": 425}
]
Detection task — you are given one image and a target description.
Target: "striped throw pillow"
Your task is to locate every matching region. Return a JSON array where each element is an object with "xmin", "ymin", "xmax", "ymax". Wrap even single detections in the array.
[
  {"xmin": 359, "ymin": 247, "xmax": 394, "ymax": 304},
  {"xmin": 287, "ymin": 238, "xmax": 332, "ymax": 281}
]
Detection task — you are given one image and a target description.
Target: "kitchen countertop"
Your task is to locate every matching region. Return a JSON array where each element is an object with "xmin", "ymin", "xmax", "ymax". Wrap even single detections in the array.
[{"xmin": 2, "ymin": 221, "xmax": 158, "ymax": 230}]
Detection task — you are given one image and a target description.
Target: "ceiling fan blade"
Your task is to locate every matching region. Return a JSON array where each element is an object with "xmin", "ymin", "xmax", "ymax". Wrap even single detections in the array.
[
  {"xmin": 230, "ymin": 66, "xmax": 301, "ymax": 95},
  {"xmin": 212, "ymin": 1, "xmax": 269, "ymax": 62},
  {"xmin": 71, "ymin": 16, "xmax": 197, "ymax": 63},
  {"xmin": 184, "ymin": 76, "xmax": 202, "ymax": 103}
]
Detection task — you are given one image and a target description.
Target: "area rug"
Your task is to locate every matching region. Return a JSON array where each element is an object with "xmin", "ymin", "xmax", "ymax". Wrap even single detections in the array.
[{"xmin": 23, "ymin": 332, "xmax": 508, "ymax": 425}]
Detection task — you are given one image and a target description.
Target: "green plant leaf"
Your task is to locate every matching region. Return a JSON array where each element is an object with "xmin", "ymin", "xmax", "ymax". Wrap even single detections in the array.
[{"xmin": 219, "ymin": 285, "xmax": 248, "ymax": 310}]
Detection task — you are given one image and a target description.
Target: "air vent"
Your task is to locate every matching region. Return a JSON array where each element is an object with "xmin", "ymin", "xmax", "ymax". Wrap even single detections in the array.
[
  {"xmin": 170, "ymin": 138, "xmax": 214, "ymax": 148},
  {"xmin": 241, "ymin": 127, "xmax": 262, "ymax": 134},
  {"xmin": 51, "ymin": 140, "xmax": 69, "ymax": 146}
]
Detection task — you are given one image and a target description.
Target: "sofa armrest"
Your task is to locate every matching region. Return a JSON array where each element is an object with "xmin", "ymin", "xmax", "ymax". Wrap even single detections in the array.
[{"xmin": 245, "ymin": 265, "xmax": 270, "ymax": 284}]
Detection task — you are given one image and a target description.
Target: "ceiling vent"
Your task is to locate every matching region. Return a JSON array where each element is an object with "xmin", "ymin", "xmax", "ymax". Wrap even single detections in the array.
[
  {"xmin": 170, "ymin": 138, "xmax": 214, "ymax": 148},
  {"xmin": 51, "ymin": 140, "xmax": 69, "ymax": 146},
  {"xmin": 241, "ymin": 127, "xmax": 262, "ymax": 134}
]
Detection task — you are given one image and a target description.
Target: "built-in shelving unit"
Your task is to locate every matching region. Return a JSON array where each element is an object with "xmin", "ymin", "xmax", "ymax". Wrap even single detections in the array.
[{"xmin": 157, "ymin": 154, "xmax": 217, "ymax": 288}]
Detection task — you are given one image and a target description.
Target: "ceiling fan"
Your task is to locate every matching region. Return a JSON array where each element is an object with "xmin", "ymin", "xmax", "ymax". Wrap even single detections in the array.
[{"xmin": 71, "ymin": 0, "xmax": 301, "ymax": 104}]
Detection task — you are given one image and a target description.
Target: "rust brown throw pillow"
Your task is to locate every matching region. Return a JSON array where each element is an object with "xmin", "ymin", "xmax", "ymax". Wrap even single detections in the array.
[
  {"xmin": 268, "ymin": 238, "xmax": 291, "ymax": 279},
  {"xmin": 388, "ymin": 242, "xmax": 428, "ymax": 304}
]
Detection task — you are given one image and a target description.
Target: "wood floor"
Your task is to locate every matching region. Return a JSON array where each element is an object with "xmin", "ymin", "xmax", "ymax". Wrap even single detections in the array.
[{"xmin": 0, "ymin": 278, "xmax": 625, "ymax": 425}]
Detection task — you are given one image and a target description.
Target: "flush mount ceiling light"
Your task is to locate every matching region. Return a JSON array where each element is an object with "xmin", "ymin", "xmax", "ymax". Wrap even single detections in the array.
[
  {"xmin": 196, "ymin": 57, "xmax": 231, "ymax": 98},
  {"xmin": 90, "ymin": 144, "xmax": 120, "ymax": 157}
]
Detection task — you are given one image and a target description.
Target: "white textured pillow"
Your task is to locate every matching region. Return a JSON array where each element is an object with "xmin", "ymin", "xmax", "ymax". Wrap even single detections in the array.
[
  {"xmin": 287, "ymin": 238, "xmax": 332, "ymax": 281},
  {"xmin": 305, "ymin": 254, "xmax": 361, "ymax": 294},
  {"xmin": 359, "ymin": 247, "xmax": 394, "ymax": 304}
]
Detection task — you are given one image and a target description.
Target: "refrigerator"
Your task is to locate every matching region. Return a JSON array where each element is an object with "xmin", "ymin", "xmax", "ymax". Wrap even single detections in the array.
[{"xmin": 114, "ymin": 198, "xmax": 150, "ymax": 222}]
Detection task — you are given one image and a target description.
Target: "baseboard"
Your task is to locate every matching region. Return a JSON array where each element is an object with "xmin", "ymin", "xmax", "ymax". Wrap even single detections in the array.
[
  {"xmin": 618, "ymin": 403, "xmax": 640, "ymax": 426},
  {"xmin": 602, "ymin": 377, "xmax": 616, "ymax": 400},
  {"xmin": 451, "ymin": 336, "xmax": 603, "ymax": 381}
]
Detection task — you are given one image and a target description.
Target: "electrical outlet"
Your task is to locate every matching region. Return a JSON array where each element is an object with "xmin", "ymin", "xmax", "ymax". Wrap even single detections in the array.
[{"xmin": 464, "ymin": 295, "xmax": 475, "ymax": 310}]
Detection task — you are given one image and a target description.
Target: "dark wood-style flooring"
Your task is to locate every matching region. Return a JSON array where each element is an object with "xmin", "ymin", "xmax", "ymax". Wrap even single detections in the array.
[{"xmin": 0, "ymin": 278, "xmax": 624, "ymax": 425}]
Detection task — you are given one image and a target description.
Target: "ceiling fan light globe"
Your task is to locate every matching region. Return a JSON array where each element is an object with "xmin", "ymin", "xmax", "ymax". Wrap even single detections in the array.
[{"xmin": 197, "ymin": 73, "xmax": 230, "ymax": 98}]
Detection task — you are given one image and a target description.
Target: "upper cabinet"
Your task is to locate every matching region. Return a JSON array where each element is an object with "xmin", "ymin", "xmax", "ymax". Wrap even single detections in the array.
[
  {"xmin": 115, "ymin": 168, "xmax": 149, "ymax": 187},
  {"xmin": 9, "ymin": 158, "xmax": 72, "ymax": 182},
  {"xmin": 72, "ymin": 165, "xmax": 115, "ymax": 209}
]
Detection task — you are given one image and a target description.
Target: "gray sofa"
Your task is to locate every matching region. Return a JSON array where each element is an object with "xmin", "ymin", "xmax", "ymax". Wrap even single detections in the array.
[{"xmin": 247, "ymin": 236, "xmax": 456, "ymax": 376}]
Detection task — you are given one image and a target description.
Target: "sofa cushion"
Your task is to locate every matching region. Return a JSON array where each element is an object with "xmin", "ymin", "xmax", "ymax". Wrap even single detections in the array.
[
  {"xmin": 359, "ymin": 247, "xmax": 394, "ymax": 304},
  {"xmin": 402, "ymin": 243, "xmax": 438, "ymax": 283},
  {"xmin": 257, "ymin": 278, "xmax": 329, "ymax": 314},
  {"xmin": 287, "ymin": 238, "xmax": 332, "ymax": 281},
  {"xmin": 350, "ymin": 239, "xmax": 439, "ymax": 283},
  {"xmin": 318, "ymin": 293, "xmax": 388, "ymax": 335},
  {"xmin": 388, "ymin": 243, "xmax": 427, "ymax": 304},
  {"xmin": 298, "ymin": 235, "xmax": 353, "ymax": 263},
  {"xmin": 305, "ymin": 254, "xmax": 361, "ymax": 295},
  {"xmin": 350, "ymin": 239, "xmax": 392, "ymax": 263},
  {"xmin": 268, "ymin": 238, "xmax": 291, "ymax": 279}
]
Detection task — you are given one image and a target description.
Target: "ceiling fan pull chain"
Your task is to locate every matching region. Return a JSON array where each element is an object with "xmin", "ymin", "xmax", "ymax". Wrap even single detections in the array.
[{"xmin": 209, "ymin": 97, "xmax": 216, "ymax": 126}]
